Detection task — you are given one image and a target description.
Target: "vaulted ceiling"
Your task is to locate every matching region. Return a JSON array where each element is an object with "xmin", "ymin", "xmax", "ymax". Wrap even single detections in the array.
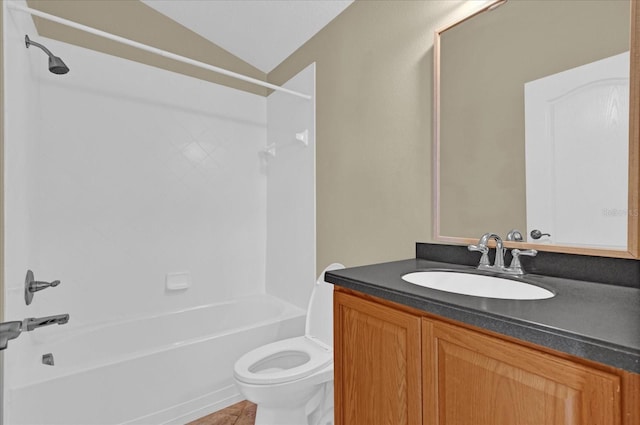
[{"xmin": 140, "ymin": 0, "xmax": 353, "ymax": 73}]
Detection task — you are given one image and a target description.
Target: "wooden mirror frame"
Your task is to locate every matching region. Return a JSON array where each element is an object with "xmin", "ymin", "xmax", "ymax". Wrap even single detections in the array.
[{"xmin": 433, "ymin": 0, "xmax": 640, "ymax": 258}]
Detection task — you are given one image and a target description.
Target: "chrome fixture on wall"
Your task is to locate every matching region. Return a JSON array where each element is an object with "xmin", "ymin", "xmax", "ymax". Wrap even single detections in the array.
[
  {"xmin": 25, "ymin": 270, "xmax": 61, "ymax": 305},
  {"xmin": 22, "ymin": 314, "xmax": 70, "ymax": 331},
  {"xmin": 25, "ymin": 34, "xmax": 70, "ymax": 74},
  {"xmin": 0, "ymin": 271, "xmax": 70, "ymax": 350},
  {"xmin": 0, "ymin": 314, "xmax": 70, "ymax": 351}
]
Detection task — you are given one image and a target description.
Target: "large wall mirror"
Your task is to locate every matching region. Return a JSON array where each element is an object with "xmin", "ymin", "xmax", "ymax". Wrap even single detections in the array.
[{"xmin": 434, "ymin": 0, "xmax": 640, "ymax": 258}]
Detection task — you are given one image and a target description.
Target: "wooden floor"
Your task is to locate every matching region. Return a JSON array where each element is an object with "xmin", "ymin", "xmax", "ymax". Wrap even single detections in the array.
[{"xmin": 187, "ymin": 401, "xmax": 256, "ymax": 425}]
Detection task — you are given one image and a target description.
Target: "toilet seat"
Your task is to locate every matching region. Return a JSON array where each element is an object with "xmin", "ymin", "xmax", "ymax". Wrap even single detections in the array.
[{"xmin": 234, "ymin": 336, "xmax": 332, "ymax": 385}]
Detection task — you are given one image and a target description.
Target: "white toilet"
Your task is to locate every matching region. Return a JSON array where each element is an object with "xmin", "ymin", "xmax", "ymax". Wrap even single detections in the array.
[{"xmin": 233, "ymin": 263, "xmax": 344, "ymax": 425}]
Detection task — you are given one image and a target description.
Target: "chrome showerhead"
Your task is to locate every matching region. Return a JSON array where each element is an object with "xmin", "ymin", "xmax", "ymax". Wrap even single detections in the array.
[{"xmin": 25, "ymin": 35, "xmax": 70, "ymax": 75}]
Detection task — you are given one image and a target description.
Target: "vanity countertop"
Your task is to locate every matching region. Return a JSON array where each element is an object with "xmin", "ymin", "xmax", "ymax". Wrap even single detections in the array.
[{"xmin": 325, "ymin": 258, "xmax": 640, "ymax": 374}]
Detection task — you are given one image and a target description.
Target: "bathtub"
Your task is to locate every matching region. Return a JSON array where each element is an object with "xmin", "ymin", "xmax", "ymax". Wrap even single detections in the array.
[{"xmin": 6, "ymin": 294, "xmax": 306, "ymax": 425}]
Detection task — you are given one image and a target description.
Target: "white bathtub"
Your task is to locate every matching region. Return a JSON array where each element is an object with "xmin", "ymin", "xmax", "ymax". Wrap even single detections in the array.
[{"xmin": 6, "ymin": 294, "xmax": 306, "ymax": 425}]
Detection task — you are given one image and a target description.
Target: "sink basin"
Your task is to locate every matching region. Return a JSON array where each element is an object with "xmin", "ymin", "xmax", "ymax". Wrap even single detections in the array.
[{"xmin": 401, "ymin": 271, "xmax": 555, "ymax": 300}]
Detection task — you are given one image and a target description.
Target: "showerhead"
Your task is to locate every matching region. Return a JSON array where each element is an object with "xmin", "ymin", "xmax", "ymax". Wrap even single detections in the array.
[
  {"xmin": 47, "ymin": 56, "xmax": 69, "ymax": 75},
  {"xmin": 25, "ymin": 35, "xmax": 69, "ymax": 75}
]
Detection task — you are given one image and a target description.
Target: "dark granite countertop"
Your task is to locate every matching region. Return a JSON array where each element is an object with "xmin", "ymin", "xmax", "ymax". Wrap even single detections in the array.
[{"xmin": 325, "ymin": 258, "xmax": 640, "ymax": 374}]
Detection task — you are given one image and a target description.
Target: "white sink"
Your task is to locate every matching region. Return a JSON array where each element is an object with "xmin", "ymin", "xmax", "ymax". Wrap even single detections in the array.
[{"xmin": 401, "ymin": 271, "xmax": 555, "ymax": 300}]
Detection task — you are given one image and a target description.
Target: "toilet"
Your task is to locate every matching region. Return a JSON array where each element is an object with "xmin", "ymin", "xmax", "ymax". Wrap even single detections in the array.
[{"xmin": 233, "ymin": 263, "xmax": 344, "ymax": 425}]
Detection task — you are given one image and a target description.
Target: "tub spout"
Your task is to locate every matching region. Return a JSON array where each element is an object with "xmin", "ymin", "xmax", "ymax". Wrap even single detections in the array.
[{"xmin": 22, "ymin": 314, "xmax": 70, "ymax": 332}]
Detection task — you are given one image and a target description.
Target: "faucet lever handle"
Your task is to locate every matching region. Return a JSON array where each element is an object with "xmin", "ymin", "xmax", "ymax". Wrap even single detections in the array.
[
  {"xmin": 509, "ymin": 248, "xmax": 537, "ymax": 270},
  {"xmin": 24, "ymin": 270, "xmax": 61, "ymax": 305},
  {"xmin": 468, "ymin": 244, "xmax": 490, "ymax": 266},
  {"xmin": 512, "ymin": 248, "xmax": 538, "ymax": 257},
  {"xmin": 29, "ymin": 280, "xmax": 60, "ymax": 292}
]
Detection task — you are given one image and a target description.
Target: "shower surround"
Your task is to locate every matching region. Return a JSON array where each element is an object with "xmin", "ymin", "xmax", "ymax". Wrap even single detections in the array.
[{"xmin": 3, "ymin": 2, "xmax": 316, "ymax": 423}]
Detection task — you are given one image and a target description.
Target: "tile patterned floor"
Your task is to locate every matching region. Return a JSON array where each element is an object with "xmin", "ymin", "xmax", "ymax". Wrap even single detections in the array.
[{"xmin": 187, "ymin": 400, "xmax": 256, "ymax": 425}]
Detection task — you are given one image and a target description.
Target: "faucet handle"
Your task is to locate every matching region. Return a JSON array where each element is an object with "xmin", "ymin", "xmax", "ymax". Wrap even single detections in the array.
[
  {"xmin": 512, "ymin": 248, "xmax": 538, "ymax": 258},
  {"xmin": 24, "ymin": 270, "xmax": 61, "ymax": 305},
  {"xmin": 468, "ymin": 244, "xmax": 490, "ymax": 267},
  {"xmin": 508, "ymin": 248, "xmax": 538, "ymax": 274}
]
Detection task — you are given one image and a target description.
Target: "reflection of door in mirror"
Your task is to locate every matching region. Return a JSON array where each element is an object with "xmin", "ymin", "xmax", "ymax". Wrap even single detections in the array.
[{"xmin": 525, "ymin": 52, "xmax": 629, "ymax": 249}]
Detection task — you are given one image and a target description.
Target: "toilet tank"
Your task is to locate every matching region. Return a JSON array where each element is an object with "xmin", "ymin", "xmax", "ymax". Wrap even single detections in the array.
[{"xmin": 305, "ymin": 263, "xmax": 344, "ymax": 349}]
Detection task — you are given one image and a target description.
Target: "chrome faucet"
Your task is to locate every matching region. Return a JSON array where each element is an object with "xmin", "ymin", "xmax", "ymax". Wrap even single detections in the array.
[
  {"xmin": 482, "ymin": 233, "xmax": 505, "ymax": 268},
  {"xmin": 0, "ymin": 313, "xmax": 70, "ymax": 351},
  {"xmin": 22, "ymin": 314, "xmax": 70, "ymax": 331},
  {"xmin": 468, "ymin": 232, "xmax": 505, "ymax": 270},
  {"xmin": 468, "ymin": 232, "xmax": 537, "ymax": 275}
]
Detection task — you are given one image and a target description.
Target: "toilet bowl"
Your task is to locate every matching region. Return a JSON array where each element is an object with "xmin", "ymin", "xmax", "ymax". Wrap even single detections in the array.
[{"xmin": 233, "ymin": 263, "xmax": 344, "ymax": 425}]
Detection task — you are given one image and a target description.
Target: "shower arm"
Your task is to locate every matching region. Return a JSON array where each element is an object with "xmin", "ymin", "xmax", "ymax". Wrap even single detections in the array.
[{"xmin": 25, "ymin": 36, "xmax": 55, "ymax": 57}]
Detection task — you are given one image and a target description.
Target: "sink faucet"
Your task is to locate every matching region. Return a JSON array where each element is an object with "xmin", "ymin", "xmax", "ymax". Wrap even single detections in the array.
[
  {"xmin": 469, "ymin": 232, "xmax": 538, "ymax": 275},
  {"xmin": 22, "ymin": 314, "xmax": 69, "ymax": 331},
  {"xmin": 481, "ymin": 233, "xmax": 505, "ymax": 268},
  {"xmin": 468, "ymin": 233, "xmax": 505, "ymax": 270}
]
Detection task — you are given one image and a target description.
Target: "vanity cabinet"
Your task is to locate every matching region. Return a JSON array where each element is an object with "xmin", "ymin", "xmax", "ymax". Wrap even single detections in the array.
[
  {"xmin": 334, "ymin": 288, "xmax": 640, "ymax": 425},
  {"xmin": 424, "ymin": 319, "xmax": 620, "ymax": 425},
  {"xmin": 333, "ymin": 289, "xmax": 422, "ymax": 425}
]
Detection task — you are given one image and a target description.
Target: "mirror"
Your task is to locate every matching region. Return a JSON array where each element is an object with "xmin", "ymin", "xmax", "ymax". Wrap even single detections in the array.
[{"xmin": 434, "ymin": 0, "xmax": 639, "ymax": 258}]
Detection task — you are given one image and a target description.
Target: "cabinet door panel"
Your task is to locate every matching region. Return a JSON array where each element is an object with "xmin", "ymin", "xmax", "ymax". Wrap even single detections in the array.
[
  {"xmin": 334, "ymin": 292, "xmax": 422, "ymax": 425},
  {"xmin": 423, "ymin": 319, "xmax": 621, "ymax": 425}
]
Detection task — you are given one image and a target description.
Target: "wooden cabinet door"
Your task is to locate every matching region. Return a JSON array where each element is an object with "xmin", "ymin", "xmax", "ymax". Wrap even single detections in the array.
[
  {"xmin": 423, "ymin": 319, "xmax": 622, "ymax": 425},
  {"xmin": 334, "ymin": 291, "xmax": 422, "ymax": 425}
]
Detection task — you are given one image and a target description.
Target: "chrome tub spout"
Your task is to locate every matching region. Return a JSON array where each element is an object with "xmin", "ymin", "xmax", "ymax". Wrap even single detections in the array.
[{"xmin": 23, "ymin": 314, "xmax": 70, "ymax": 331}]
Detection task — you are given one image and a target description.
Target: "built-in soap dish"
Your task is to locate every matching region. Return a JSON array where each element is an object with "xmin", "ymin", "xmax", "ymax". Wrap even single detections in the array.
[{"xmin": 166, "ymin": 272, "xmax": 191, "ymax": 291}]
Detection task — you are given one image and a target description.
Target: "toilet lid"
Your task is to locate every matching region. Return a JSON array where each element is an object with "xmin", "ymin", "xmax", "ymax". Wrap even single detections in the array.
[
  {"xmin": 233, "ymin": 336, "xmax": 333, "ymax": 385},
  {"xmin": 305, "ymin": 263, "xmax": 344, "ymax": 348}
]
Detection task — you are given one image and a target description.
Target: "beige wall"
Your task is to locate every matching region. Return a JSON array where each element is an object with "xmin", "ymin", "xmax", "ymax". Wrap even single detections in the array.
[
  {"xmin": 439, "ymin": 0, "xmax": 630, "ymax": 239},
  {"xmin": 269, "ymin": 1, "xmax": 464, "ymax": 271}
]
